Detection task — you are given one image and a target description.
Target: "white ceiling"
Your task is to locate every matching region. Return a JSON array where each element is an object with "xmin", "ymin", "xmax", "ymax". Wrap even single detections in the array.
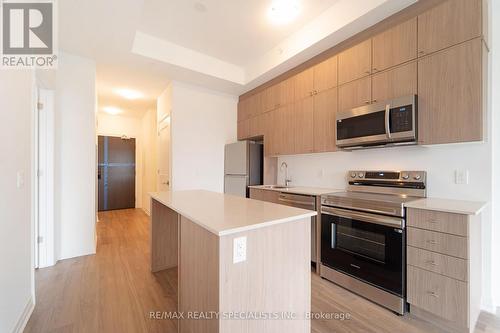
[
  {"xmin": 138, "ymin": 0, "xmax": 340, "ymax": 67},
  {"xmin": 58, "ymin": 0, "xmax": 416, "ymax": 117}
]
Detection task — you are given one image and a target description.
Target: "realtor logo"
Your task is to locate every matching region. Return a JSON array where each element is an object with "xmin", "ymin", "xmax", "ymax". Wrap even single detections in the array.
[{"xmin": 1, "ymin": 0, "xmax": 57, "ymax": 68}]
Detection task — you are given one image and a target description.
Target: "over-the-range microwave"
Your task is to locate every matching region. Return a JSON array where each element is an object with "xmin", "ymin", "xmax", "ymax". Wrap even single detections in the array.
[{"xmin": 336, "ymin": 95, "xmax": 417, "ymax": 150}]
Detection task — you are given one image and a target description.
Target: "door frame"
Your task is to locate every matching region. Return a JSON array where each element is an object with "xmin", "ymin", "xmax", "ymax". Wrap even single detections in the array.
[{"xmin": 34, "ymin": 88, "xmax": 56, "ymax": 268}]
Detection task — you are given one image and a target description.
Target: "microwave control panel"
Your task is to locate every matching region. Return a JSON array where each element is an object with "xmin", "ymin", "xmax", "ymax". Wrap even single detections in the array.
[{"xmin": 390, "ymin": 105, "xmax": 413, "ymax": 133}]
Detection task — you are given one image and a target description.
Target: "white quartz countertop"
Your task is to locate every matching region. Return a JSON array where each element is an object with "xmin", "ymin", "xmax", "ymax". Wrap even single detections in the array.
[
  {"xmin": 150, "ymin": 190, "xmax": 317, "ymax": 236},
  {"xmin": 248, "ymin": 185, "xmax": 342, "ymax": 196},
  {"xmin": 404, "ymin": 198, "xmax": 487, "ymax": 215}
]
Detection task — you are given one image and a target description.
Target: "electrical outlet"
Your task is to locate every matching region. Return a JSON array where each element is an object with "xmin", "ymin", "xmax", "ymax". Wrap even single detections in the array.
[
  {"xmin": 455, "ymin": 169, "xmax": 469, "ymax": 185},
  {"xmin": 233, "ymin": 236, "xmax": 247, "ymax": 264}
]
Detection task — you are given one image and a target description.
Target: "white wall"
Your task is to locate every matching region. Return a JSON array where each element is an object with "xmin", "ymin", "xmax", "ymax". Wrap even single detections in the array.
[
  {"xmin": 490, "ymin": 0, "xmax": 500, "ymax": 311},
  {"xmin": 55, "ymin": 52, "xmax": 97, "ymax": 260},
  {"xmin": 170, "ymin": 82, "xmax": 237, "ymax": 192},
  {"xmin": 141, "ymin": 109, "xmax": 158, "ymax": 215},
  {"xmin": 97, "ymin": 113, "xmax": 144, "ymax": 209},
  {"xmin": 0, "ymin": 71, "xmax": 34, "ymax": 332}
]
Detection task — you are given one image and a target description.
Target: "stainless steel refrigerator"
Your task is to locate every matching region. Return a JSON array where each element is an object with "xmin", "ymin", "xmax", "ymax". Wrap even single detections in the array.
[{"xmin": 224, "ymin": 141, "xmax": 263, "ymax": 197}]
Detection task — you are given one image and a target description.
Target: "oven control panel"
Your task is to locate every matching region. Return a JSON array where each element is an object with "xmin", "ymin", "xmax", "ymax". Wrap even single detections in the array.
[{"xmin": 348, "ymin": 170, "xmax": 426, "ymax": 183}]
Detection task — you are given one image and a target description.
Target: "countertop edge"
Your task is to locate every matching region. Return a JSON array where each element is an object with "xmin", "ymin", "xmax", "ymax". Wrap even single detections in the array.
[
  {"xmin": 404, "ymin": 198, "xmax": 488, "ymax": 216},
  {"xmin": 150, "ymin": 193, "xmax": 317, "ymax": 236},
  {"xmin": 248, "ymin": 185, "xmax": 342, "ymax": 196}
]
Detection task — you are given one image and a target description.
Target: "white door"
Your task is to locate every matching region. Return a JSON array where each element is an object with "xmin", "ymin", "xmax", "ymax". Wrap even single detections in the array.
[
  {"xmin": 158, "ymin": 115, "xmax": 171, "ymax": 191},
  {"xmin": 36, "ymin": 89, "xmax": 55, "ymax": 268}
]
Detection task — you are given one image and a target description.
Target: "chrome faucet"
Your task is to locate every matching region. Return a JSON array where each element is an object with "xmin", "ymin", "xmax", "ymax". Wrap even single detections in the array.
[{"xmin": 280, "ymin": 162, "xmax": 291, "ymax": 187}]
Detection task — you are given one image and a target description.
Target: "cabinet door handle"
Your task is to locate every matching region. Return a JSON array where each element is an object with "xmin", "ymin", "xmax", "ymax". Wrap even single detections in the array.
[
  {"xmin": 372, "ymin": 68, "xmax": 378, "ymax": 72},
  {"xmin": 418, "ymin": 51, "xmax": 426, "ymax": 55},
  {"xmin": 427, "ymin": 239, "xmax": 437, "ymax": 245},
  {"xmin": 314, "ymin": 90, "xmax": 318, "ymax": 95},
  {"xmin": 365, "ymin": 101, "xmax": 371, "ymax": 104},
  {"xmin": 427, "ymin": 291, "xmax": 439, "ymax": 298},
  {"xmin": 372, "ymin": 99, "xmax": 377, "ymax": 103},
  {"xmin": 365, "ymin": 70, "xmax": 371, "ymax": 74},
  {"xmin": 428, "ymin": 219, "xmax": 438, "ymax": 224},
  {"xmin": 425, "ymin": 260, "xmax": 437, "ymax": 266}
]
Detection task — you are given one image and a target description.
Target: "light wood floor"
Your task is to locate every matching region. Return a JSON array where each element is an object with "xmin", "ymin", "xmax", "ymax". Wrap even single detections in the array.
[{"xmin": 25, "ymin": 209, "xmax": 500, "ymax": 333}]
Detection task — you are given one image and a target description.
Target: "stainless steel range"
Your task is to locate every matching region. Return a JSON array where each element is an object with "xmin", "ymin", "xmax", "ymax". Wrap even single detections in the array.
[{"xmin": 320, "ymin": 170, "xmax": 427, "ymax": 315}]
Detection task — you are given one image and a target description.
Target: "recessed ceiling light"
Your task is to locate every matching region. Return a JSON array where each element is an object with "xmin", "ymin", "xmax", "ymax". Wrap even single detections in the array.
[
  {"xmin": 115, "ymin": 88, "xmax": 144, "ymax": 100},
  {"xmin": 268, "ymin": 0, "xmax": 300, "ymax": 25},
  {"xmin": 102, "ymin": 107, "xmax": 123, "ymax": 115}
]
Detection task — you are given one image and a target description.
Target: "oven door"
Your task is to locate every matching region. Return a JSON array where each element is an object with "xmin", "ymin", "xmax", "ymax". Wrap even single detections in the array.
[{"xmin": 321, "ymin": 207, "xmax": 405, "ymax": 296}]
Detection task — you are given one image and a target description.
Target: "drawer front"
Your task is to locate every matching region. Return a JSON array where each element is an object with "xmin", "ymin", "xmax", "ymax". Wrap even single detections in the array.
[
  {"xmin": 407, "ymin": 246, "xmax": 468, "ymax": 281},
  {"xmin": 408, "ymin": 208, "xmax": 468, "ymax": 236},
  {"xmin": 407, "ymin": 266, "xmax": 468, "ymax": 325},
  {"xmin": 249, "ymin": 188, "xmax": 280, "ymax": 204},
  {"xmin": 408, "ymin": 227, "xmax": 467, "ymax": 259}
]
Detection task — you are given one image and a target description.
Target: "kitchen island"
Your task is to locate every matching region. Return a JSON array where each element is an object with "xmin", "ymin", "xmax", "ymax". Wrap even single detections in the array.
[{"xmin": 149, "ymin": 190, "xmax": 317, "ymax": 333}]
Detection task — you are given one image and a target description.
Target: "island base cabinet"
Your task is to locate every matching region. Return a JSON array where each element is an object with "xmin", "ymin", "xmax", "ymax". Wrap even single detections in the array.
[{"xmin": 179, "ymin": 215, "xmax": 311, "ymax": 333}]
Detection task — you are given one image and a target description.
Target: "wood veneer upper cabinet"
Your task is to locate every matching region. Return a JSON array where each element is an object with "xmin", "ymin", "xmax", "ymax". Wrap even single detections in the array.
[
  {"xmin": 313, "ymin": 88, "xmax": 337, "ymax": 153},
  {"xmin": 294, "ymin": 68, "xmax": 314, "ymax": 101},
  {"xmin": 313, "ymin": 56, "xmax": 338, "ymax": 92},
  {"xmin": 263, "ymin": 78, "xmax": 295, "ymax": 117},
  {"xmin": 372, "ymin": 62, "xmax": 417, "ymax": 103},
  {"xmin": 372, "ymin": 18, "xmax": 417, "ymax": 72},
  {"xmin": 237, "ymin": 119, "xmax": 250, "ymax": 140},
  {"xmin": 266, "ymin": 105, "xmax": 294, "ymax": 156},
  {"xmin": 293, "ymin": 97, "xmax": 314, "ymax": 154},
  {"xmin": 338, "ymin": 76, "xmax": 371, "ymax": 112},
  {"xmin": 238, "ymin": 93, "xmax": 262, "ymax": 121},
  {"xmin": 338, "ymin": 39, "xmax": 372, "ymax": 85},
  {"xmin": 418, "ymin": 38, "xmax": 483, "ymax": 145},
  {"xmin": 418, "ymin": 0, "xmax": 482, "ymax": 56}
]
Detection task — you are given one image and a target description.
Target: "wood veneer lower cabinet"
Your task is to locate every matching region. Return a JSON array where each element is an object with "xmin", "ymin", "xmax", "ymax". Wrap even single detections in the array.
[
  {"xmin": 249, "ymin": 188, "xmax": 280, "ymax": 203},
  {"xmin": 179, "ymin": 215, "xmax": 311, "ymax": 333},
  {"xmin": 407, "ymin": 208, "xmax": 481, "ymax": 333},
  {"xmin": 418, "ymin": 38, "xmax": 485, "ymax": 145}
]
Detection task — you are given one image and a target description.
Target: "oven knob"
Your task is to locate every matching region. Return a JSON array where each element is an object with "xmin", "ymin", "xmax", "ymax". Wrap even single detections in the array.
[
  {"xmin": 401, "ymin": 173, "xmax": 409, "ymax": 180},
  {"xmin": 358, "ymin": 172, "xmax": 364, "ymax": 178},
  {"xmin": 413, "ymin": 174, "xmax": 422, "ymax": 180},
  {"xmin": 350, "ymin": 172, "xmax": 357, "ymax": 178}
]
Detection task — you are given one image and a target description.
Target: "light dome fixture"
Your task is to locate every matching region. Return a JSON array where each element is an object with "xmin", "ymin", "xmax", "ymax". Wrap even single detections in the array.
[
  {"xmin": 115, "ymin": 88, "xmax": 144, "ymax": 100},
  {"xmin": 268, "ymin": 0, "xmax": 300, "ymax": 25},
  {"xmin": 102, "ymin": 106, "xmax": 123, "ymax": 115}
]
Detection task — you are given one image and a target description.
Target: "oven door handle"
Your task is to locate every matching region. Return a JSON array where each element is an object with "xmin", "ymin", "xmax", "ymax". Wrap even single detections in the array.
[
  {"xmin": 322, "ymin": 206, "xmax": 403, "ymax": 228},
  {"xmin": 385, "ymin": 103, "xmax": 392, "ymax": 139}
]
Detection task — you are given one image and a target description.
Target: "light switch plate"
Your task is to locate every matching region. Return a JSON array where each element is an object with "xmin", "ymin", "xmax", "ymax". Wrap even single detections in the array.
[
  {"xmin": 233, "ymin": 236, "xmax": 247, "ymax": 264},
  {"xmin": 455, "ymin": 169, "xmax": 469, "ymax": 185}
]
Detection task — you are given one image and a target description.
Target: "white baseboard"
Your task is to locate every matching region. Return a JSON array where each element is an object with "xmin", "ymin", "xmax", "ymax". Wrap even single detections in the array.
[{"xmin": 12, "ymin": 295, "xmax": 34, "ymax": 333}]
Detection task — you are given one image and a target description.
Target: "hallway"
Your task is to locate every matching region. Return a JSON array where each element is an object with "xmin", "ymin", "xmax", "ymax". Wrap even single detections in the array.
[
  {"xmin": 24, "ymin": 209, "xmax": 500, "ymax": 333},
  {"xmin": 25, "ymin": 210, "xmax": 178, "ymax": 333}
]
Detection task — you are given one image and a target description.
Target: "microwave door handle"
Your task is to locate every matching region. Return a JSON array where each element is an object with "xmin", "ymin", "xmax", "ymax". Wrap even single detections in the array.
[{"xmin": 385, "ymin": 104, "xmax": 391, "ymax": 139}]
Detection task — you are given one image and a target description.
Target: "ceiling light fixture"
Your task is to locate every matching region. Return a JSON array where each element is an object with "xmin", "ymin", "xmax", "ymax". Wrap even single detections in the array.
[
  {"xmin": 102, "ymin": 106, "xmax": 123, "ymax": 115},
  {"xmin": 268, "ymin": 0, "xmax": 300, "ymax": 25},
  {"xmin": 115, "ymin": 88, "xmax": 144, "ymax": 100}
]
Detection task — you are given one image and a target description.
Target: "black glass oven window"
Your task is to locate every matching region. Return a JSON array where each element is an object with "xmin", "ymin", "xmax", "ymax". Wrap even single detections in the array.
[
  {"xmin": 390, "ymin": 105, "xmax": 413, "ymax": 133},
  {"xmin": 336, "ymin": 225, "xmax": 386, "ymax": 263},
  {"xmin": 337, "ymin": 111, "xmax": 386, "ymax": 140}
]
